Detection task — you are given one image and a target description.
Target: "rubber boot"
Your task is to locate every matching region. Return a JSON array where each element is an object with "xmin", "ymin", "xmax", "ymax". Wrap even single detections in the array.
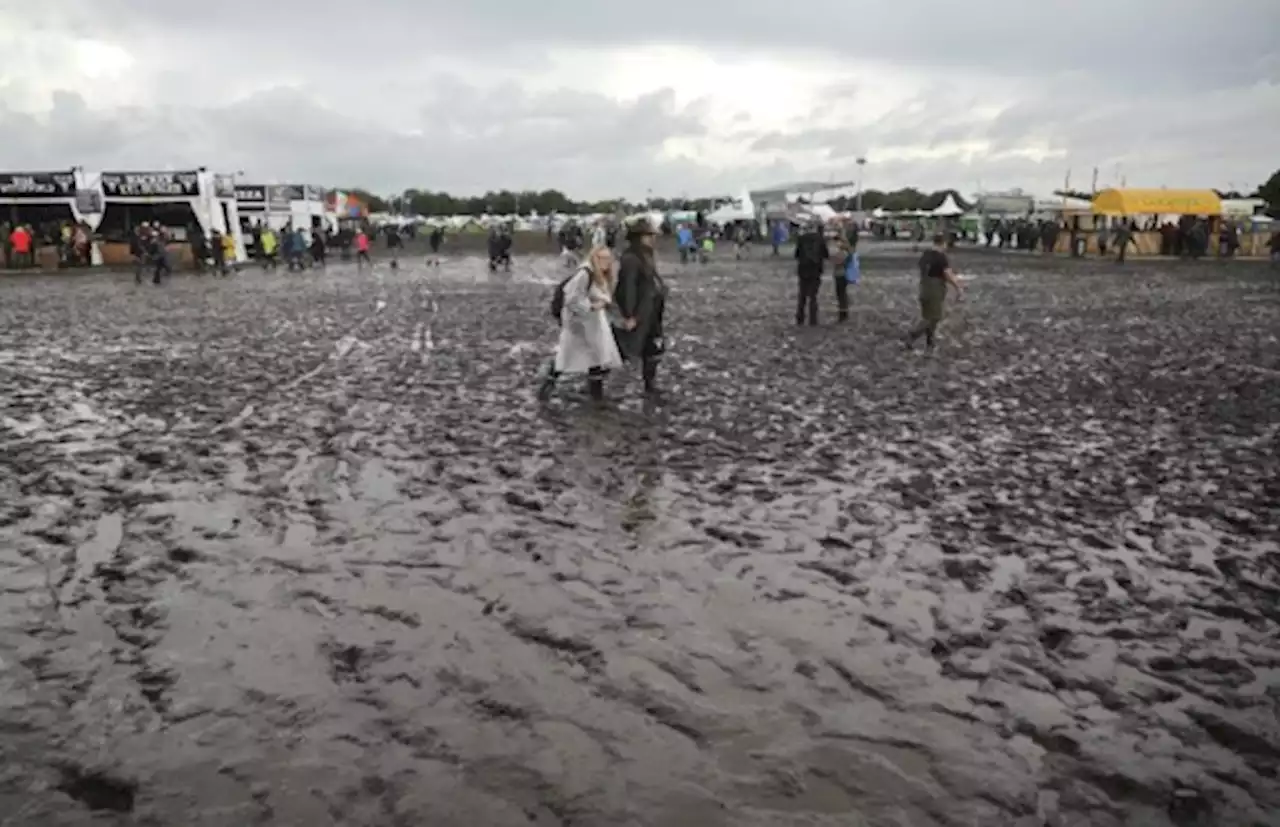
[
  {"xmin": 642, "ymin": 359, "xmax": 660, "ymax": 396},
  {"xmin": 538, "ymin": 364, "xmax": 558, "ymax": 402},
  {"xmin": 587, "ymin": 376, "xmax": 604, "ymax": 402}
]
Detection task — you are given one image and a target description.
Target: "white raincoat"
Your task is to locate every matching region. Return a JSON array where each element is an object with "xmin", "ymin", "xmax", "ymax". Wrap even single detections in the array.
[{"xmin": 555, "ymin": 266, "xmax": 623, "ymax": 375}]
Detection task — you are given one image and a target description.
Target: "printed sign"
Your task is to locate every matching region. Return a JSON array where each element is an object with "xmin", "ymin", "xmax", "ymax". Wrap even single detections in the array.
[
  {"xmin": 268, "ymin": 185, "xmax": 304, "ymax": 204},
  {"xmin": 101, "ymin": 171, "xmax": 200, "ymax": 198},
  {"xmin": 0, "ymin": 171, "xmax": 77, "ymax": 198},
  {"xmin": 236, "ymin": 185, "xmax": 266, "ymax": 203},
  {"xmin": 214, "ymin": 174, "xmax": 236, "ymax": 198},
  {"xmin": 76, "ymin": 190, "xmax": 103, "ymax": 213}
]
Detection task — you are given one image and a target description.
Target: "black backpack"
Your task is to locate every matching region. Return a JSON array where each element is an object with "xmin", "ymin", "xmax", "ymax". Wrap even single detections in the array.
[{"xmin": 549, "ymin": 270, "xmax": 577, "ymax": 320}]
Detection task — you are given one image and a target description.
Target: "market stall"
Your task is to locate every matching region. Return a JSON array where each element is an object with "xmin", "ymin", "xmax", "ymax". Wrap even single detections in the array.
[
  {"xmin": 93, "ymin": 170, "xmax": 237, "ymax": 267},
  {"xmin": 1091, "ymin": 188, "xmax": 1222, "ymax": 256},
  {"xmin": 0, "ymin": 171, "xmax": 91, "ymax": 269}
]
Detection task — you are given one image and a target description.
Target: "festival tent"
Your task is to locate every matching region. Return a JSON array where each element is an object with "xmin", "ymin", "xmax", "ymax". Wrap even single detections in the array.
[
  {"xmin": 706, "ymin": 188, "xmax": 759, "ymax": 224},
  {"xmin": 706, "ymin": 202, "xmax": 753, "ymax": 224},
  {"xmin": 1092, "ymin": 188, "xmax": 1221, "ymax": 216},
  {"xmin": 931, "ymin": 193, "xmax": 965, "ymax": 217},
  {"xmin": 91, "ymin": 169, "xmax": 238, "ymax": 243}
]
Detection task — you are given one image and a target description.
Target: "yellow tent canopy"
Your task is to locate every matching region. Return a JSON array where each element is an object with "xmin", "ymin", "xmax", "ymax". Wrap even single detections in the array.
[{"xmin": 1092, "ymin": 188, "xmax": 1222, "ymax": 216}]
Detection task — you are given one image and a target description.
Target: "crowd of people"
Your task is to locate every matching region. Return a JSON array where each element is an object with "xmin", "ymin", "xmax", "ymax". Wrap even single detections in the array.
[
  {"xmin": 3, "ymin": 220, "xmax": 94, "ymax": 269},
  {"xmin": 537, "ymin": 214, "xmax": 975, "ymax": 408}
]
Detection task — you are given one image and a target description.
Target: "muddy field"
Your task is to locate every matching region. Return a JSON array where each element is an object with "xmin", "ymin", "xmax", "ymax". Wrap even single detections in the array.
[{"xmin": 1, "ymin": 248, "xmax": 1277, "ymax": 827}]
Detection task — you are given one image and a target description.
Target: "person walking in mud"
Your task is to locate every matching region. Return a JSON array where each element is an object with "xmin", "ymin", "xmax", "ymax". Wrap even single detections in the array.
[
  {"xmin": 386, "ymin": 225, "xmax": 403, "ymax": 269},
  {"xmin": 355, "ymin": 227, "xmax": 371, "ymax": 269},
  {"xmin": 538, "ymin": 245, "xmax": 623, "ymax": 404},
  {"xmin": 259, "ymin": 226, "xmax": 279, "ymax": 271},
  {"xmin": 904, "ymin": 233, "xmax": 964, "ymax": 352},
  {"xmin": 130, "ymin": 224, "xmax": 149, "ymax": 284},
  {"xmin": 794, "ymin": 219, "xmax": 829, "ymax": 326},
  {"xmin": 488, "ymin": 225, "xmax": 513, "ymax": 273},
  {"xmin": 309, "ymin": 229, "xmax": 327, "ymax": 268},
  {"xmin": 220, "ymin": 228, "xmax": 237, "ymax": 275},
  {"xmin": 210, "ymin": 228, "xmax": 226, "ymax": 276},
  {"xmin": 1114, "ymin": 219, "xmax": 1133, "ymax": 264},
  {"xmin": 676, "ymin": 223, "xmax": 694, "ymax": 264},
  {"xmin": 427, "ymin": 224, "xmax": 444, "ymax": 266},
  {"xmin": 614, "ymin": 217, "xmax": 667, "ymax": 396},
  {"xmin": 771, "ymin": 220, "xmax": 787, "ymax": 256},
  {"xmin": 832, "ymin": 233, "xmax": 860, "ymax": 323}
]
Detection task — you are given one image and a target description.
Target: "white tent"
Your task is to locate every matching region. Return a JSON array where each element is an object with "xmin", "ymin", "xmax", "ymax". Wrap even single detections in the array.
[
  {"xmin": 706, "ymin": 202, "xmax": 753, "ymax": 224},
  {"xmin": 931, "ymin": 194, "xmax": 964, "ymax": 217},
  {"xmin": 706, "ymin": 189, "xmax": 756, "ymax": 224}
]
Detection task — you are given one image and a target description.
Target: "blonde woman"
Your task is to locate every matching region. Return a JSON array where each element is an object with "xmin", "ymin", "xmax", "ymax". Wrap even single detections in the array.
[{"xmin": 538, "ymin": 245, "xmax": 623, "ymax": 403}]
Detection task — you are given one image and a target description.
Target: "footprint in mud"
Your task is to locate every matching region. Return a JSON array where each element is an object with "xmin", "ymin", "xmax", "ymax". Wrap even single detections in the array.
[
  {"xmin": 54, "ymin": 763, "xmax": 137, "ymax": 813},
  {"xmin": 319, "ymin": 639, "xmax": 393, "ymax": 685}
]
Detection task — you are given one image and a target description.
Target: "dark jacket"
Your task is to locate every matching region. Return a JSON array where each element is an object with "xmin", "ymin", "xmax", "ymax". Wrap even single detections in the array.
[
  {"xmin": 794, "ymin": 229, "xmax": 829, "ymax": 275},
  {"xmin": 613, "ymin": 244, "xmax": 667, "ymax": 361}
]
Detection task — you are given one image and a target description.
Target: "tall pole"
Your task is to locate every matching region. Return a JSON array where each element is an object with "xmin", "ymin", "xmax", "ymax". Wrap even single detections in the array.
[{"xmin": 855, "ymin": 157, "xmax": 866, "ymax": 213}]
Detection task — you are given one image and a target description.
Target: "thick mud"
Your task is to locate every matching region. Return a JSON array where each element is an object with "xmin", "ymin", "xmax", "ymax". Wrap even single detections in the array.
[{"xmin": 1, "ymin": 250, "xmax": 1277, "ymax": 827}]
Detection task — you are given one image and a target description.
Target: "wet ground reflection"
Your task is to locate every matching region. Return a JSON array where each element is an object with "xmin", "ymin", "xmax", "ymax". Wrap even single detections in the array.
[{"xmin": 1, "ymin": 252, "xmax": 1277, "ymax": 826}]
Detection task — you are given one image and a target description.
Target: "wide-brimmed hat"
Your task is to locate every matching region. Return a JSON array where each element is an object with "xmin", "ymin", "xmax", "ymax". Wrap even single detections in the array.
[{"xmin": 626, "ymin": 216, "xmax": 657, "ymax": 237}]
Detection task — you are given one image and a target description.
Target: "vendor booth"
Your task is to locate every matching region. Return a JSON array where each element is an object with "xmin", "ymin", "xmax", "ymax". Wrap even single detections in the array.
[
  {"xmin": 234, "ymin": 183, "xmax": 268, "ymax": 252},
  {"xmin": 93, "ymin": 169, "xmax": 238, "ymax": 267},
  {"xmin": 0, "ymin": 171, "xmax": 90, "ymax": 269},
  {"xmin": 238, "ymin": 185, "xmax": 333, "ymax": 235},
  {"xmin": 1090, "ymin": 188, "xmax": 1222, "ymax": 257}
]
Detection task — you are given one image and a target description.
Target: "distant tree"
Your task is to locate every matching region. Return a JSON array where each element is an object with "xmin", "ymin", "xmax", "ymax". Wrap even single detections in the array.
[
  {"xmin": 1253, "ymin": 169, "xmax": 1280, "ymax": 217},
  {"xmin": 339, "ymin": 184, "xmax": 1031, "ymax": 216}
]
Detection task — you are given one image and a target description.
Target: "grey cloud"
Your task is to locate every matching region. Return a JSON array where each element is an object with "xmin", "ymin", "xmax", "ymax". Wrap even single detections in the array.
[
  {"xmin": 63, "ymin": 0, "xmax": 1280, "ymax": 95},
  {"xmin": 7, "ymin": 1, "xmax": 1279, "ymax": 198},
  {"xmin": 746, "ymin": 77, "xmax": 1280, "ymax": 193},
  {"xmin": 0, "ymin": 80, "xmax": 716, "ymax": 197}
]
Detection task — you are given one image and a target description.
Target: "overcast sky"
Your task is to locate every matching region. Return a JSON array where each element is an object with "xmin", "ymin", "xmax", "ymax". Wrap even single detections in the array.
[{"xmin": 1, "ymin": 1, "xmax": 1276, "ymax": 201}]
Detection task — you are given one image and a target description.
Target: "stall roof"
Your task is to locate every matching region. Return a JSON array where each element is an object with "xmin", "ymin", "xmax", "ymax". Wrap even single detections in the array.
[{"xmin": 1092, "ymin": 188, "xmax": 1221, "ymax": 216}]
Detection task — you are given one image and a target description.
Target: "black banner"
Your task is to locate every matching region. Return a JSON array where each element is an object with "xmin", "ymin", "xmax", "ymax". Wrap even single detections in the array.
[
  {"xmin": 236, "ymin": 185, "xmax": 265, "ymax": 203},
  {"xmin": 0, "ymin": 171, "xmax": 77, "ymax": 199},
  {"xmin": 101, "ymin": 171, "xmax": 200, "ymax": 198}
]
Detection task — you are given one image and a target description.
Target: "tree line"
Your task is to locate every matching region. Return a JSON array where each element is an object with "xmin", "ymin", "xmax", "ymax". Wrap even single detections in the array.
[
  {"xmin": 341, "ymin": 187, "xmax": 976, "ymax": 217},
  {"xmin": 343, "ymin": 169, "xmax": 1279, "ymax": 217}
]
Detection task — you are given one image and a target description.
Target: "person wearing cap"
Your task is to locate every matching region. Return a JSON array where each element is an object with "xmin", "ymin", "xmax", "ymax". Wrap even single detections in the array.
[
  {"xmin": 904, "ymin": 232, "xmax": 964, "ymax": 351},
  {"xmin": 793, "ymin": 219, "xmax": 829, "ymax": 325},
  {"xmin": 613, "ymin": 216, "xmax": 668, "ymax": 395}
]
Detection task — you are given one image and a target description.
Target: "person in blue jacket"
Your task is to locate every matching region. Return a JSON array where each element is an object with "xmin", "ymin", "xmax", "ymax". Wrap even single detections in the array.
[
  {"xmin": 833, "ymin": 233, "xmax": 860, "ymax": 322},
  {"xmin": 675, "ymin": 223, "xmax": 694, "ymax": 264},
  {"xmin": 771, "ymin": 220, "xmax": 788, "ymax": 256}
]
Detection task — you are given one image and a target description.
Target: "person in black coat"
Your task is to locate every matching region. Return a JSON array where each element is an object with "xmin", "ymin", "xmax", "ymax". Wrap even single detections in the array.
[
  {"xmin": 613, "ymin": 217, "xmax": 667, "ymax": 395},
  {"xmin": 794, "ymin": 220, "xmax": 829, "ymax": 325}
]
